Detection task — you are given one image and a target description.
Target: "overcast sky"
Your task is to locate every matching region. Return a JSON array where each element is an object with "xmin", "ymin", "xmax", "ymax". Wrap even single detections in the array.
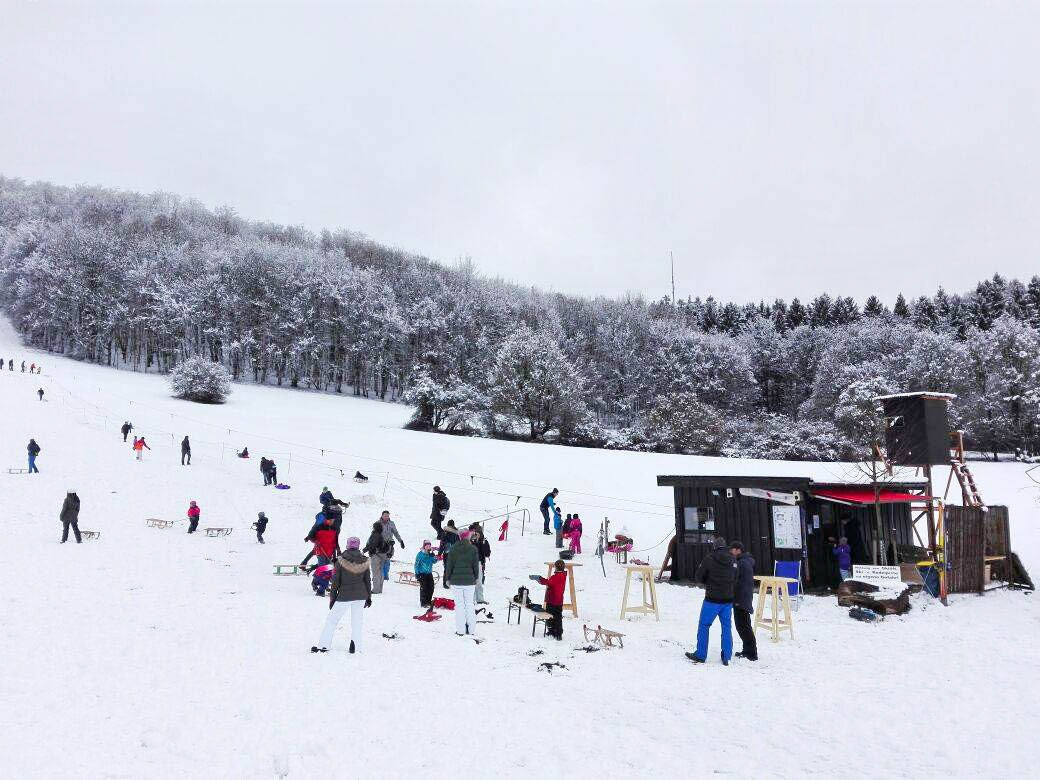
[{"xmin": 2, "ymin": 1, "xmax": 1038, "ymax": 304}]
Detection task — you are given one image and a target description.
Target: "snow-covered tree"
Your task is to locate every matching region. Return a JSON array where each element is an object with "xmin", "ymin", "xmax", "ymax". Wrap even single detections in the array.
[{"xmin": 169, "ymin": 356, "xmax": 232, "ymax": 403}]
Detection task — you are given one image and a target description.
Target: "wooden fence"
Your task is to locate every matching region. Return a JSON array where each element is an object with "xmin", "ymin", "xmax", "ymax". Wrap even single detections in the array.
[{"xmin": 945, "ymin": 505, "xmax": 1011, "ymax": 594}]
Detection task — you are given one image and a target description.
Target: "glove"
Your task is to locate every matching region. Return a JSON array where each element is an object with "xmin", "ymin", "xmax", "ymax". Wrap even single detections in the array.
[
  {"xmin": 364, "ymin": 598, "xmax": 372, "ymax": 608},
  {"xmin": 528, "ymin": 574, "xmax": 540, "ymax": 581}
]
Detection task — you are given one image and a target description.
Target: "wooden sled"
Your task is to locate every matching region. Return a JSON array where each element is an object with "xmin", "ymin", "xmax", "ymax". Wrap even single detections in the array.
[
  {"xmin": 204, "ymin": 527, "xmax": 233, "ymax": 537},
  {"xmin": 146, "ymin": 518, "xmax": 173, "ymax": 529},
  {"xmin": 81, "ymin": 531, "xmax": 100, "ymax": 540},
  {"xmin": 6, "ymin": 468, "xmax": 28, "ymax": 474},
  {"xmin": 583, "ymin": 624, "xmax": 625, "ymax": 648},
  {"xmin": 396, "ymin": 571, "xmax": 441, "ymax": 586},
  {"xmin": 273, "ymin": 564, "xmax": 307, "ymax": 576}
]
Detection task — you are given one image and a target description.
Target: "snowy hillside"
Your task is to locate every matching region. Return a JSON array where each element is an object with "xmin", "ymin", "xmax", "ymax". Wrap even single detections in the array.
[{"xmin": 1, "ymin": 318, "xmax": 1038, "ymax": 779}]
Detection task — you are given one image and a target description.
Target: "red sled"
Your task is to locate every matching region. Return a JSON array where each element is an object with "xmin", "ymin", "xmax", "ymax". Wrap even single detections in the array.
[
  {"xmin": 413, "ymin": 610, "xmax": 441, "ymax": 622},
  {"xmin": 432, "ymin": 597, "xmax": 455, "ymax": 610}
]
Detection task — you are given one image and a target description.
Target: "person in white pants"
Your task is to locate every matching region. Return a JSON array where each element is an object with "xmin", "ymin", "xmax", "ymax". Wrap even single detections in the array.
[
  {"xmin": 446, "ymin": 530, "xmax": 480, "ymax": 636},
  {"xmin": 312, "ymin": 537, "xmax": 372, "ymax": 654}
]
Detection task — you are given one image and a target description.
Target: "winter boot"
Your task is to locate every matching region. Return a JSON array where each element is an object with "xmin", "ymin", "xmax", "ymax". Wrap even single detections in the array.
[
  {"xmin": 349, "ymin": 640, "xmax": 355, "ymax": 654},
  {"xmin": 721, "ymin": 653, "xmax": 729, "ymax": 666},
  {"xmin": 685, "ymin": 652, "xmax": 705, "ymax": 664}
]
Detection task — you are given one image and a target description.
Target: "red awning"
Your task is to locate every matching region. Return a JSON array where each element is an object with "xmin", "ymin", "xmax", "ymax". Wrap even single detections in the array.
[{"xmin": 812, "ymin": 487, "xmax": 930, "ymax": 505}]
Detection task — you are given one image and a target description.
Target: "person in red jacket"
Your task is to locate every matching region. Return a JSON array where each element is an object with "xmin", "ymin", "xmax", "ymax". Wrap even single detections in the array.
[
  {"xmin": 531, "ymin": 560, "xmax": 567, "ymax": 640},
  {"xmin": 313, "ymin": 517, "xmax": 338, "ymax": 564},
  {"xmin": 133, "ymin": 436, "xmax": 151, "ymax": 461},
  {"xmin": 187, "ymin": 500, "xmax": 201, "ymax": 534}
]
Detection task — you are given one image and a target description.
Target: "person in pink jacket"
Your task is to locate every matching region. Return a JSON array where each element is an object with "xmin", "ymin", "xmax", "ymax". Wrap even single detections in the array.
[{"xmin": 568, "ymin": 514, "xmax": 583, "ymax": 554}]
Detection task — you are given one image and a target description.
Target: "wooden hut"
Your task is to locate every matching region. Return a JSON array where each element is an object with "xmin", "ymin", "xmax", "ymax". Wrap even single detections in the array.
[{"xmin": 657, "ymin": 474, "xmax": 928, "ymax": 589}]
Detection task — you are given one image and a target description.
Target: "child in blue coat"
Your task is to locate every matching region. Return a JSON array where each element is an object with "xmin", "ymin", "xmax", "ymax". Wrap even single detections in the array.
[{"xmin": 415, "ymin": 540, "xmax": 438, "ymax": 608}]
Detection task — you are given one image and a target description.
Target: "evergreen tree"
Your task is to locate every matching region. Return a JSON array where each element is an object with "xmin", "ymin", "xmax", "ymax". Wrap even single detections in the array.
[
  {"xmin": 893, "ymin": 293, "xmax": 910, "ymax": 318},
  {"xmin": 808, "ymin": 294, "xmax": 834, "ymax": 327},
  {"xmin": 863, "ymin": 295, "xmax": 887, "ymax": 318},
  {"xmin": 786, "ymin": 297, "xmax": 807, "ymax": 329}
]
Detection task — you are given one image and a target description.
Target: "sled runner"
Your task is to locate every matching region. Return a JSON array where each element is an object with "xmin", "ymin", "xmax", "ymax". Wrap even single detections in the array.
[
  {"xmin": 273, "ymin": 564, "xmax": 308, "ymax": 575},
  {"xmin": 204, "ymin": 527, "xmax": 233, "ymax": 537},
  {"xmin": 583, "ymin": 624, "xmax": 625, "ymax": 649},
  {"xmin": 353, "ymin": 471, "xmax": 368, "ymax": 483},
  {"xmin": 6, "ymin": 468, "xmax": 28, "ymax": 474},
  {"xmin": 81, "ymin": 531, "xmax": 100, "ymax": 540},
  {"xmin": 146, "ymin": 518, "xmax": 173, "ymax": 528}
]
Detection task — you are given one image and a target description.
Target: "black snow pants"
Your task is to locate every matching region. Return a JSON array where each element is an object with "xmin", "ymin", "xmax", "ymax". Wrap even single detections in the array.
[
  {"xmin": 734, "ymin": 607, "xmax": 758, "ymax": 660},
  {"xmin": 62, "ymin": 519, "xmax": 81, "ymax": 543},
  {"xmin": 418, "ymin": 573, "xmax": 435, "ymax": 607}
]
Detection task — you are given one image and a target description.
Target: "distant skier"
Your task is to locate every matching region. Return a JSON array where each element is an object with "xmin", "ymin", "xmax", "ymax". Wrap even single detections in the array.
[
  {"xmin": 187, "ymin": 500, "xmax": 201, "ymax": 534},
  {"xmin": 0, "ymin": 356, "xmax": 4, "ymax": 370},
  {"xmin": 180, "ymin": 436, "xmax": 191, "ymax": 465},
  {"xmin": 27, "ymin": 438, "xmax": 41, "ymax": 473},
  {"xmin": 133, "ymin": 436, "xmax": 151, "ymax": 461},
  {"xmin": 60, "ymin": 490, "xmax": 82, "ymax": 544},
  {"xmin": 255, "ymin": 511, "xmax": 268, "ymax": 543},
  {"xmin": 120, "ymin": 421, "xmax": 133, "ymax": 442},
  {"xmin": 37, "ymin": 387, "xmax": 44, "ymax": 401},
  {"xmin": 540, "ymin": 488, "xmax": 559, "ymax": 535},
  {"xmin": 430, "ymin": 485, "xmax": 450, "ymax": 539}
]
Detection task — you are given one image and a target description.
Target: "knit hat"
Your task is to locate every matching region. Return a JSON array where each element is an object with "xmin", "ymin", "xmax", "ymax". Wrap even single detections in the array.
[
  {"xmin": 347, "ymin": 537, "xmax": 361, "ymax": 549},
  {"xmin": 422, "ymin": 540, "xmax": 432, "ymax": 548},
  {"xmin": 460, "ymin": 530, "xmax": 472, "ymax": 540}
]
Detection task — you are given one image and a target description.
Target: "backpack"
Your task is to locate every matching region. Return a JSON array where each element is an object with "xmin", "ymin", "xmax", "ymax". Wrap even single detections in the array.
[
  {"xmin": 443, "ymin": 496, "xmax": 451, "ymax": 512},
  {"xmin": 512, "ymin": 586, "xmax": 530, "ymax": 606}
]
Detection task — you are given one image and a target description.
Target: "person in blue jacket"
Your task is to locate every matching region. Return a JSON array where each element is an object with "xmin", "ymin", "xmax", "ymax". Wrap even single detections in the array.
[
  {"xmin": 539, "ymin": 488, "xmax": 559, "ymax": 535},
  {"xmin": 414, "ymin": 540, "xmax": 438, "ymax": 608},
  {"xmin": 553, "ymin": 507, "xmax": 564, "ymax": 548}
]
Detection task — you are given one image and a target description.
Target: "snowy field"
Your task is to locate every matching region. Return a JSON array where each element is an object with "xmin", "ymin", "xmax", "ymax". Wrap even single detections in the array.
[{"xmin": 1, "ymin": 317, "xmax": 1038, "ymax": 779}]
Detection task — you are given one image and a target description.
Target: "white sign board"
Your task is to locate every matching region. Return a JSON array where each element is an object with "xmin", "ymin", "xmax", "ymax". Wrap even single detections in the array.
[
  {"xmin": 740, "ymin": 487, "xmax": 799, "ymax": 505},
  {"xmin": 852, "ymin": 565, "xmax": 902, "ymax": 585},
  {"xmin": 771, "ymin": 505, "xmax": 803, "ymax": 549}
]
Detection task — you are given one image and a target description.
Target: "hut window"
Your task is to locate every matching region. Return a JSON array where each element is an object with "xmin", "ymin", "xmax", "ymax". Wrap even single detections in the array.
[{"xmin": 683, "ymin": 506, "xmax": 715, "ymax": 533}]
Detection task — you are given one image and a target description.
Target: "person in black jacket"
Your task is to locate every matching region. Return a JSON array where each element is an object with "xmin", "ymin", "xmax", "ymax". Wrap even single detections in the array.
[
  {"xmin": 121, "ymin": 421, "xmax": 133, "ymax": 442},
  {"xmin": 60, "ymin": 491, "xmax": 82, "ymax": 543},
  {"xmin": 430, "ymin": 486, "xmax": 450, "ymax": 539},
  {"xmin": 686, "ymin": 538, "xmax": 737, "ymax": 665},
  {"xmin": 255, "ymin": 511, "xmax": 268, "ymax": 543},
  {"xmin": 730, "ymin": 542, "xmax": 758, "ymax": 662},
  {"xmin": 180, "ymin": 436, "xmax": 191, "ymax": 465}
]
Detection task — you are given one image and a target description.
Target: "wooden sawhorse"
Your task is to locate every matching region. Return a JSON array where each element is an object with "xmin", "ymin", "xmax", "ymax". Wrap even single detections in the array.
[
  {"xmin": 544, "ymin": 561, "xmax": 582, "ymax": 618},
  {"xmin": 753, "ymin": 575, "xmax": 797, "ymax": 642},
  {"xmin": 619, "ymin": 564, "xmax": 659, "ymax": 621}
]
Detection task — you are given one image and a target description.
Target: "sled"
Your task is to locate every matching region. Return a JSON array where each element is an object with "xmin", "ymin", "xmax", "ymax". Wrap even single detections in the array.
[
  {"xmin": 396, "ymin": 571, "xmax": 439, "ymax": 586},
  {"xmin": 6, "ymin": 468, "xmax": 28, "ymax": 474},
  {"xmin": 583, "ymin": 623, "xmax": 625, "ymax": 649},
  {"xmin": 413, "ymin": 609, "xmax": 441, "ymax": 622},
  {"xmin": 81, "ymin": 531, "xmax": 100, "ymax": 540},
  {"xmin": 273, "ymin": 564, "xmax": 307, "ymax": 576},
  {"xmin": 353, "ymin": 471, "xmax": 369, "ymax": 483},
  {"xmin": 275, "ymin": 484, "xmax": 291, "ymax": 490},
  {"xmin": 204, "ymin": 527, "xmax": 233, "ymax": 537},
  {"xmin": 146, "ymin": 518, "xmax": 173, "ymax": 529},
  {"xmin": 431, "ymin": 596, "xmax": 455, "ymax": 610}
]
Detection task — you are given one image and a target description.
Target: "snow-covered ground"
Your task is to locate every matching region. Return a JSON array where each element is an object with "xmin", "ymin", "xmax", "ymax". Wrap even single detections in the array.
[{"xmin": 1, "ymin": 318, "xmax": 1037, "ymax": 779}]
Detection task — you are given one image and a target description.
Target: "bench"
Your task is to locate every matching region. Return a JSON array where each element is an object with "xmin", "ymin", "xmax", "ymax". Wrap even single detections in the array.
[
  {"xmin": 204, "ymin": 527, "xmax": 233, "ymax": 537},
  {"xmin": 81, "ymin": 531, "xmax": 100, "ymax": 540},
  {"xmin": 583, "ymin": 623, "xmax": 625, "ymax": 649},
  {"xmin": 273, "ymin": 564, "xmax": 307, "ymax": 576},
  {"xmin": 146, "ymin": 518, "xmax": 173, "ymax": 529},
  {"xmin": 506, "ymin": 600, "xmax": 556, "ymax": 637}
]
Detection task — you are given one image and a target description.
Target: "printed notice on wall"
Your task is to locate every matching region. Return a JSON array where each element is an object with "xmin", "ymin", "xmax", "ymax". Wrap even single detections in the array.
[{"xmin": 772, "ymin": 505, "xmax": 803, "ymax": 549}]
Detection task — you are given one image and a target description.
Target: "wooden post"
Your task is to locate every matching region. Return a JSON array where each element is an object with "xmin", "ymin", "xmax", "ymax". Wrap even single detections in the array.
[{"xmin": 923, "ymin": 465, "xmax": 937, "ymax": 552}]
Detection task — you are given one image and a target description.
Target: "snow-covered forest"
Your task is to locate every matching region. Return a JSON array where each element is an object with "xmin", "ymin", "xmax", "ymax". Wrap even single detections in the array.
[{"xmin": 1, "ymin": 175, "xmax": 1038, "ymax": 460}]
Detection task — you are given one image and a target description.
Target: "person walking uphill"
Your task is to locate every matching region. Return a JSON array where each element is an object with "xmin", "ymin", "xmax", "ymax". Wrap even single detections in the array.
[
  {"xmin": 187, "ymin": 501, "xmax": 201, "ymax": 534},
  {"xmin": 430, "ymin": 486, "xmax": 450, "ymax": 539},
  {"xmin": 363, "ymin": 522, "xmax": 392, "ymax": 595},
  {"xmin": 731, "ymin": 541, "xmax": 758, "ymax": 662},
  {"xmin": 313, "ymin": 537, "xmax": 372, "ymax": 654},
  {"xmin": 540, "ymin": 488, "xmax": 559, "ymax": 535},
  {"xmin": 686, "ymin": 537, "xmax": 738, "ymax": 665},
  {"xmin": 37, "ymin": 387, "xmax": 44, "ymax": 401},
  {"xmin": 133, "ymin": 436, "xmax": 150, "ymax": 461},
  {"xmin": 120, "ymin": 421, "xmax": 133, "ymax": 442},
  {"xmin": 181, "ymin": 436, "xmax": 191, "ymax": 466},
  {"xmin": 255, "ymin": 512, "xmax": 268, "ymax": 544},
  {"xmin": 27, "ymin": 438, "xmax": 41, "ymax": 474},
  {"xmin": 60, "ymin": 491, "xmax": 82, "ymax": 544},
  {"xmin": 446, "ymin": 530, "xmax": 480, "ymax": 636}
]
